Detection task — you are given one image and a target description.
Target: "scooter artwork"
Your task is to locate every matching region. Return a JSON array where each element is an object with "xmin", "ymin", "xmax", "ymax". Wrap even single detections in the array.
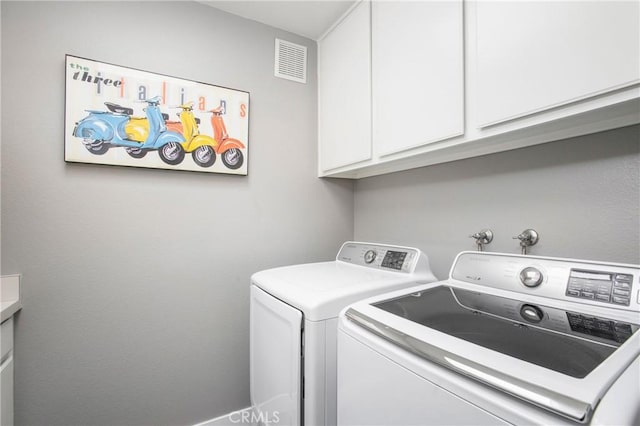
[
  {"xmin": 165, "ymin": 103, "xmax": 246, "ymax": 169},
  {"xmin": 165, "ymin": 102, "xmax": 217, "ymax": 168},
  {"xmin": 72, "ymin": 96, "xmax": 186, "ymax": 166}
]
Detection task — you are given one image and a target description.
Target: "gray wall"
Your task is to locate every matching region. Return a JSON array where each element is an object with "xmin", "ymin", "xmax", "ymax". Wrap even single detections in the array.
[
  {"xmin": 355, "ymin": 125, "xmax": 640, "ymax": 279},
  {"xmin": 3, "ymin": 2, "xmax": 639, "ymax": 426},
  {"xmin": 0, "ymin": 2, "xmax": 352, "ymax": 425}
]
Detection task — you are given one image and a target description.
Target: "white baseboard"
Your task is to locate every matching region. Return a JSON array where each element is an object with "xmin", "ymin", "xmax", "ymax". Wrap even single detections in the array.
[{"xmin": 194, "ymin": 407, "xmax": 255, "ymax": 426}]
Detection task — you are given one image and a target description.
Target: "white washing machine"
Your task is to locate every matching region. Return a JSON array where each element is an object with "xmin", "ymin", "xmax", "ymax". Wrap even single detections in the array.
[
  {"xmin": 250, "ymin": 242, "xmax": 438, "ymax": 426},
  {"xmin": 338, "ymin": 251, "xmax": 640, "ymax": 425}
]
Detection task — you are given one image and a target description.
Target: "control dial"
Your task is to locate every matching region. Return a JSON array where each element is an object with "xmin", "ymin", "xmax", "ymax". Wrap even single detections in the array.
[
  {"xmin": 364, "ymin": 249, "xmax": 377, "ymax": 264},
  {"xmin": 520, "ymin": 267, "xmax": 544, "ymax": 288},
  {"xmin": 520, "ymin": 304, "xmax": 544, "ymax": 323}
]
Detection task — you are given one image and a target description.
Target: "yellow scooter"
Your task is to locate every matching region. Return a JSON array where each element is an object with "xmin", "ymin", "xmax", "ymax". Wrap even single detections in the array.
[{"xmin": 165, "ymin": 102, "xmax": 217, "ymax": 168}]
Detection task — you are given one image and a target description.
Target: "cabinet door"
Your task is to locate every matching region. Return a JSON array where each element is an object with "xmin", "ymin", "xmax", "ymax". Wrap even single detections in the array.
[
  {"xmin": 1, "ymin": 357, "xmax": 13, "ymax": 426},
  {"xmin": 476, "ymin": 1, "xmax": 640, "ymax": 127},
  {"xmin": 372, "ymin": 1, "xmax": 464, "ymax": 156},
  {"xmin": 319, "ymin": 0, "xmax": 372, "ymax": 172}
]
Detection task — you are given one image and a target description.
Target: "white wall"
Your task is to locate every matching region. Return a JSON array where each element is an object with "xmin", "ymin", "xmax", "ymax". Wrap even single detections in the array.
[
  {"xmin": 0, "ymin": 2, "xmax": 352, "ymax": 425},
  {"xmin": 355, "ymin": 125, "xmax": 640, "ymax": 279}
]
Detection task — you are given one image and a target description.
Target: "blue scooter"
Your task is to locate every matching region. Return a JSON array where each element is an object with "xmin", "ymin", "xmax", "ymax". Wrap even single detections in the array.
[{"xmin": 73, "ymin": 96, "xmax": 186, "ymax": 165}]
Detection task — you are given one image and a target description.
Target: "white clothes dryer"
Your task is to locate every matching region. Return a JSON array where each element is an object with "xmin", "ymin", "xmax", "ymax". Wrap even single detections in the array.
[
  {"xmin": 337, "ymin": 251, "xmax": 640, "ymax": 425},
  {"xmin": 250, "ymin": 242, "xmax": 437, "ymax": 426}
]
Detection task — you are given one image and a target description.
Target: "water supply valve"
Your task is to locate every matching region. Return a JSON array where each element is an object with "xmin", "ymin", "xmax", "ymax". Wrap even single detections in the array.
[
  {"xmin": 513, "ymin": 229, "xmax": 539, "ymax": 255},
  {"xmin": 469, "ymin": 229, "xmax": 493, "ymax": 251}
]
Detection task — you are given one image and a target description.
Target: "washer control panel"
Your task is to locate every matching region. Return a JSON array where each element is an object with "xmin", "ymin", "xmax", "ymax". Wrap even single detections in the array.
[
  {"xmin": 520, "ymin": 267, "xmax": 544, "ymax": 287},
  {"xmin": 337, "ymin": 242, "xmax": 419, "ymax": 273},
  {"xmin": 451, "ymin": 252, "xmax": 639, "ymax": 312},
  {"xmin": 566, "ymin": 269, "xmax": 633, "ymax": 306}
]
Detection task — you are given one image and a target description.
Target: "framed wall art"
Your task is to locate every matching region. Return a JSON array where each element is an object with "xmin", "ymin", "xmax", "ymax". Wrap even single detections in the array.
[{"xmin": 64, "ymin": 54, "xmax": 249, "ymax": 175}]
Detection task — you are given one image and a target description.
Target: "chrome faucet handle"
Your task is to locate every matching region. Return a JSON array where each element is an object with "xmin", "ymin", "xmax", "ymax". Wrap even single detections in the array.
[
  {"xmin": 469, "ymin": 229, "xmax": 493, "ymax": 251},
  {"xmin": 513, "ymin": 229, "xmax": 539, "ymax": 255}
]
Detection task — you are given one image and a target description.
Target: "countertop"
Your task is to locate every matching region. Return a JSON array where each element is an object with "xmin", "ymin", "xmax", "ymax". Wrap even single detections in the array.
[{"xmin": 1, "ymin": 275, "xmax": 22, "ymax": 322}]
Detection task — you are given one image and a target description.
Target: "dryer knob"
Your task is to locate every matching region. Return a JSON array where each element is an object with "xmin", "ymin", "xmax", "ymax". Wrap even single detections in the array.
[{"xmin": 520, "ymin": 267, "xmax": 543, "ymax": 287}]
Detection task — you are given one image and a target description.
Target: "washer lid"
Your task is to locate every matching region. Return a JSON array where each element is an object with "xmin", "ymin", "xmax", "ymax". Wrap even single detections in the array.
[
  {"xmin": 251, "ymin": 261, "xmax": 431, "ymax": 321},
  {"xmin": 344, "ymin": 282, "xmax": 640, "ymax": 423},
  {"xmin": 373, "ymin": 286, "xmax": 637, "ymax": 378}
]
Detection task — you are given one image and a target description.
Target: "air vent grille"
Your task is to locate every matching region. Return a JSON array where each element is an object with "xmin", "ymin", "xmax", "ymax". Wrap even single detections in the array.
[{"xmin": 275, "ymin": 38, "xmax": 307, "ymax": 84}]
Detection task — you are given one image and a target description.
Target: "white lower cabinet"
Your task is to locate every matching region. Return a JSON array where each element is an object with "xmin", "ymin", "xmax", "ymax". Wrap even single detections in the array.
[
  {"xmin": 1, "ymin": 318, "xmax": 14, "ymax": 426},
  {"xmin": 318, "ymin": 0, "xmax": 640, "ymax": 179}
]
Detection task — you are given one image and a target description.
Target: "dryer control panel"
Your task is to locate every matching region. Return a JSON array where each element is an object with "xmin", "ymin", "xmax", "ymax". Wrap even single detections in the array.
[{"xmin": 337, "ymin": 242, "xmax": 420, "ymax": 273}]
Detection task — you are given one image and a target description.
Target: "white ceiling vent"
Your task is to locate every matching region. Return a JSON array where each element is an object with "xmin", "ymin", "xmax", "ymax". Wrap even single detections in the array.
[{"xmin": 274, "ymin": 38, "xmax": 307, "ymax": 84}]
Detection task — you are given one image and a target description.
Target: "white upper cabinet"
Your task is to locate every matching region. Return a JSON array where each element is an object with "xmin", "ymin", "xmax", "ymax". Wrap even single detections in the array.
[
  {"xmin": 373, "ymin": 1, "xmax": 464, "ymax": 156},
  {"xmin": 318, "ymin": 0, "xmax": 371, "ymax": 172},
  {"xmin": 476, "ymin": 1, "xmax": 640, "ymax": 127},
  {"xmin": 318, "ymin": 1, "xmax": 640, "ymax": 178}
]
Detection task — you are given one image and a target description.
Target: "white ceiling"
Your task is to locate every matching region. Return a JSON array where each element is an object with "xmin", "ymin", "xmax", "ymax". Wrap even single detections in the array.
[{"xmin": 197, "ymin": 0, "xmax": 356, "ymax": 40}]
